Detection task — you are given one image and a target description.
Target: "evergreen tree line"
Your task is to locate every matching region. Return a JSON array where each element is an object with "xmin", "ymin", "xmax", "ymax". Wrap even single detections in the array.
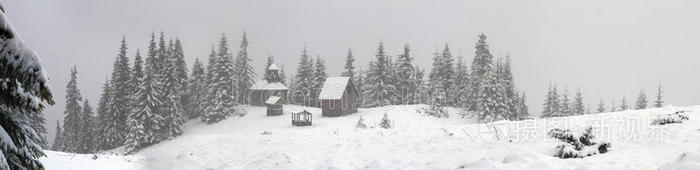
[
  {"xmin": 52, "ymin": 32, "xmax": 256, "ymax": 154},
  {"xmin": 543, "ymin": 82, "xmax": 664, "ymax": 117},
  {"xmin": 287, "ymin": 34, "xmax": 529, "ymax": 122}
]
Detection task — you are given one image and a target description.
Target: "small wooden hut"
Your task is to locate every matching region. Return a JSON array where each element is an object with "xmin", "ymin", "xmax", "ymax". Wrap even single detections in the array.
[
  {"xmin": 318, "ymin": 77, "xmax": 360, "ymax": 117},
  {"xmin": 291, "ymin": 110, "xmax": 312, "ymax": 126},
  {"xmin": 264, "ymin": 96, "xmax": 283, "ymax": 116},
  {"xmin": 250, "ymin": 64, "xmax": 288, "ymax": 106}
]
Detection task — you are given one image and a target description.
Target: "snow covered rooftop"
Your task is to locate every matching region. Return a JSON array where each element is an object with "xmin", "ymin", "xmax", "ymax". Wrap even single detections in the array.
[
  {"xmin": 265, "ymin": 96, "xmax": 282, "ymax": 105},
  {"xmin": 268, "ymin": 64, "xmax": 278, "ymax": 70},
  {"xmin": 250, "ymin": 80, "xmax": 288, "ymax": 90},
  {"xmin": 318, "ymin": 77, "xmax": 356, "ymax": 100}
]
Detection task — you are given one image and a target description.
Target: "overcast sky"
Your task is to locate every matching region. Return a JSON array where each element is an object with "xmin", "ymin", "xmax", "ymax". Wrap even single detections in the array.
[{"xmin": 4, "ymin": 0, "xmax": 699, "ymax": 141}]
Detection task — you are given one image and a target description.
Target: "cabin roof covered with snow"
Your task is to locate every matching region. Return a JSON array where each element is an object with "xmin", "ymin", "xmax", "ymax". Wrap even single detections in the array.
[
  {"xmin": 250, "ymin": 80, "xmax": 288, "ymax": 90},
  {"xmin": 265, "ymin": 96, "xmax": 282, "ymax": 105},
  {"xmin": 318, "ymin": 77, "xmax": 358, "ymax": 100}
]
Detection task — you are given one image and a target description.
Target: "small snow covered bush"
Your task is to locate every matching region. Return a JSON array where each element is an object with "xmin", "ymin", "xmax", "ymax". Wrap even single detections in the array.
[
  {"xmin": 379, "ymin": 113, "xmax": 392, "ymax": 129},
  {"xmin": 548, "ymin": 126, "xmax": 611, "ymax": 159},
  {"xmin": 651, "ymin": 111, "xmax": 690, "ymax": 125},
  {"xmin": 356, "ymin": 116, "xmax": 368, "ymax": 129}
]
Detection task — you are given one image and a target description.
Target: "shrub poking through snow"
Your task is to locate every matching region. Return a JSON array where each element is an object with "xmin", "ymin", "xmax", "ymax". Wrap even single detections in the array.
[
  {"xmin": 356, "ymin": 116, "xmax": 368, "ymax": 129},
  {"xmin": 379, "ymin": 113, "xmax": 392, "ymax": 129},
  {"xmin": 651, "ymin": 111, "xmax": 690, "ymax": 125},
  {"xmin": 548, "ymin": 126, "xmax": 611, "ymax": 159}
]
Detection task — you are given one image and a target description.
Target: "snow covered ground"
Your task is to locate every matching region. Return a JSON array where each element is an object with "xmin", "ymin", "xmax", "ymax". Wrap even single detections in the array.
[
  {"xmin": 42, "ymin": 105, "xmax": 700, "ymax": 169},
  {"xmin": 40, "ymin": 150, "xmax": 144, "ymax": 169}
]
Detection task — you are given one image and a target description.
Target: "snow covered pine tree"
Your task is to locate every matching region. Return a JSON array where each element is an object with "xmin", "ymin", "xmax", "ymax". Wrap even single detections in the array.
[{"xmin": 0, "ymin": 5, "xmax": 55, "ymax": 169}]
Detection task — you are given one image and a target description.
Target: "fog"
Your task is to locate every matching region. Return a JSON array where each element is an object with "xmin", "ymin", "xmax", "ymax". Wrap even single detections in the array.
[{"xmin": 3, "ymin": 0, "xmax": 699, "ymax": 141}]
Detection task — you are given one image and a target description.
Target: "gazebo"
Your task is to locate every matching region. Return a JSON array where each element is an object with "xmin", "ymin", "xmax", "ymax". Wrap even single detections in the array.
[
  {"xmin": 264, "ymin": 96, "xmax": 283, "ymax": 116},
  {"xmin": 291, "ymin": 110, "xmax": 312, "ymax": 126}
]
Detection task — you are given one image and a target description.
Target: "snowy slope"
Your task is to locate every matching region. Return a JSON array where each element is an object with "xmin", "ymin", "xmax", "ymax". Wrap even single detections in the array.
[
  {"xmin": 43, "ymin": 105, "xmax": 700, "ymax": 169},
  {"xmin": 40, "ymin": 150, "xmax": 144, "ymax": 169}
]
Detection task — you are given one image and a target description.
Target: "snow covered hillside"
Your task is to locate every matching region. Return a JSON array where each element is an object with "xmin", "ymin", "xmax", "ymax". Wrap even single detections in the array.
[
  {"xmin": 40, "ymin": 150, "xmax": 144, "ymax": 169},
  {"xmin": 44, "ymin": 105, "xmax": 699, "ymax": 169}
]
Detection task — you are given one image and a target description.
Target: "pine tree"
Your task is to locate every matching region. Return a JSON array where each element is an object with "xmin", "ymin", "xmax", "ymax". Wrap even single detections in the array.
[
  {"xmin": 131, "ymin": 50, "xmax": 144, "ymax": 93},
  {"xmin": 475, "ymin": 61, "xmax": 507, "ymax": 121},
  {"xmin": 101, "ymin": 37, "xmax": 132, "ymax": 149},
  {"xmin": 310, "ymin": 56, "xmax": 327, "ymax": 106},
  {"xmin": 186, "ymin": 59, "xmax": 206, "ymax": 119},
  {"xmin": 126, "ymin": 55, "xmax": 164, "ymax": 153},
  {"xmin": 453, "ymin": 54, "xmax": 470, "ymax": 108},
  {"xmin": 203, "ymin": 46, "xmax": 218, "ymax": 109},
  {"xmin": 202, "ymin": 34, "xmax": 238, "ymax": 123},
  {"xmin": 426, "ymin": 78, "xmax": 449, "ymax": 118},
  {"xmin": 279, "ymin": 65, "xmax": 287, "ymax": 84},
  {"xmin": 363, "ymin": 41, "xmax": 398, "ymax": 107},
  {"xmin": 291, "ymin": 46, "xmax": 314, "ymax": 106},
  {"xmin": 429, "ymin": 44, "xmax": 455, "ymax": 106},
  {"xmin": 173, "ymin": 39, "xmax": 188, "ymax": 92},
  {"xmin": 501, "ymin": 56, "xmax": 517, "ymax": 119},
  {"xmin": 95, "ymin": 78, "xmax": 111, "ymax": 150},
  {"xmin": 560, "ymin": 87, "xmax": 571, "ymax": 116},
  {"xmin": 428, "ymin": 47, "xmax": 445, "ymax": 106},
  {"xmin": 265, "ymin": 55, "xmax": 274, "ymax": 75},
  {"xmin": 635, "ymin": 89, "xmax": 648, "ymax": 110},
  {"xmin": 597, "ymin": 99, "xmax": 606, "ymax": 113},
  {"xmin": 620, "ymin": 95, "xmax": 629, "ymax": 111},
  {"xmin": 379, "ymin": 113, "xmax": 392, "ymax": 129},
  {"xmin": 77, "ymin": 100, "xmax": 93, "ymax": 153},
  {"xmin": 156, "ymin": 32, "xmax": 168, "ymax": 73},
  {"xmin": 414, "ymin": 67, "xmax": 427, "ymax": 104},
  {"xmin": 395, "ymin": 44, "xmax": 418, "ymax": 104},
  {"xmin": 87, "ymin": 103, "xmax": 99, "ymax": 153},
  {"xmin": 492, "ymin": 57, "xmax": 514, "ymax": 119},
  {"xmin": 355, "ymin": 69, "xmax": 366, "ymax": 106},
  {"xmin": 654, "ymin": 82, "xmax": 663, "ymax": 108},
  {"xmin": 542, "ymin": 84, "xmax": 561, "ymax": 117},
  {"xmin": 517, "ymin": 93, "xmax": 530, "ymax": 119},
  {"xmin": 51, "ymin": 121, "xmax": 65, "ymax": 151},
  {"xmin": 572, "ymin": 88, "xmax": 585, "ymax": 115},
  {"xmin": 27, "ymin": 107, "xmax": 48, "ymax": 149},
  {"xmin": 468, "ymin": 34, "xmax": 495, "ymax": 111},
  {"xmin": 341, "ymin": 48, "xmax": 356, "ymax": 79},
  {"xmin": 62, "ymin": 66, "xmax": 83, "ymax": 153},
  {"xmin": 386, "ymin": 55, "xmax": 400, "ymax": 105},
  {"xmin": 0, "ymin": 12, "xmax": 54, "ymax": 168},
  {"xmin": 161, "ymin": 39, "xmax": 186, "ymax": 140},
  {"xmin": 234, "ymin": 32, "xmax": 255, "ymax": 104}
]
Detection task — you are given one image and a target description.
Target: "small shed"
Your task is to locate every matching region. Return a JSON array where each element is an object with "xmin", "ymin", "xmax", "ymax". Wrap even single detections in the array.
[
  {"xmin": 264, "ymin": 96, "xmax": 283, "ymax": 116},
  {"xmin": 318, "ymin": 77, "xmax": 360, "ymax": 117},
  {"xmin": 250, "ymin": 64, "xmax": 288, "ymax": 106},
  {"xmin": 291, "ymin": 110, "xmax": 312, "ymax": 126}
]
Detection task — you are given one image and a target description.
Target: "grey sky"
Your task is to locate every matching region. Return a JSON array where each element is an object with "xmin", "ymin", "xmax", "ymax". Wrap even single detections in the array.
[{"xmin": 3, "ymin": 0, "xmax": 699, "ymax": 141}]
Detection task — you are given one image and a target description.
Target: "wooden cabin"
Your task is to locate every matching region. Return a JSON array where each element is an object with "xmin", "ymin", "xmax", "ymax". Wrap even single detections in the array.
[
  {"xmin": 250, "ymin": 64, "xmax": 288, "ymax": 106},
  {"xmin": 318, "ymin": 77, "xmax": 360, "ymax": 117},
  {"xmin": 264, "ymin": 96, "xmax": 283, "ymax": 116},
  {"xmin": 291, "ymin": 110, "xmax": 312, "ymax": 126}
]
